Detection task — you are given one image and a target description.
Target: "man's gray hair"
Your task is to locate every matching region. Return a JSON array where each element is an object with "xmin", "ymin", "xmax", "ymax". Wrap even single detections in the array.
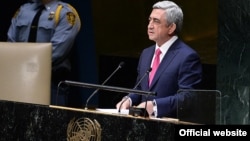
[{"xmin": 153, "ymin": 0, "xmax": 183, "ymax": 34}]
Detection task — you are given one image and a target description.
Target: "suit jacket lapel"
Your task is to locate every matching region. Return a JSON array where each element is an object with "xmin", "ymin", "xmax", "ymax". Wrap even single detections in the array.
[{"xmin": 149, "ymin": 40, "xmax": 180, "ymax": 88}]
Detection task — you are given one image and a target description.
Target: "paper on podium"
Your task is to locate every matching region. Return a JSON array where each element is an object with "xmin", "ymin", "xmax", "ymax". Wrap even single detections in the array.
[{"xmin": 96, "ymin": 108, "xmax": 129, "ymax": 115}]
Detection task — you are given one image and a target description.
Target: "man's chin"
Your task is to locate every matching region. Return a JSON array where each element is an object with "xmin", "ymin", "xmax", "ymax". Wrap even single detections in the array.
[{"xmin": 148, "ymin": 36, "xmax": 155, "ymax": 41}]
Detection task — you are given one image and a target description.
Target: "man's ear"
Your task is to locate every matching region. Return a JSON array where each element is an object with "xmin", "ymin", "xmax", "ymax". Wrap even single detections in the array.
[{"xmin": 168, "ymin": 23, "xmax": 176, "ymax": 35}]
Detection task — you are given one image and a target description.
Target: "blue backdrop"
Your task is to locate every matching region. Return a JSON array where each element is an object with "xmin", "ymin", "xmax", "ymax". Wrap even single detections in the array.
[{"xmin": 64, "ymin": 0, "xmax": 98, "ymax": 108}]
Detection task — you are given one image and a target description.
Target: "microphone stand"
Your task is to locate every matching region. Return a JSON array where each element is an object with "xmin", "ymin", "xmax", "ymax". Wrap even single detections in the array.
[
  {"xmin": 84, "ymin": 62, "xmax": 125, "ymax": 110},
  {"xmin": 118, "ymin": 68, "xmax": 152, "ymax": 116},
  {"xmin": 56, "ymin": 81, "xmax": 68, "ymax": 105},
  {"xmin": 56, "ymin": 81, "xmax": 63, "ymax": 105}
]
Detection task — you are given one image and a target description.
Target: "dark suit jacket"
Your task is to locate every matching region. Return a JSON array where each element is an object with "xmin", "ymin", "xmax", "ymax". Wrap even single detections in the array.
[{"xmin": 128, "ymin": 38, "xmax": 202, "ymax": 118}]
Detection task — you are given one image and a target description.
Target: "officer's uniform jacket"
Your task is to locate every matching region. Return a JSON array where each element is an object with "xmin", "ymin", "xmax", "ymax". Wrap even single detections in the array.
[{"xmin": 7, "ymin": 0, "xmax": 81, "ymax": 74}]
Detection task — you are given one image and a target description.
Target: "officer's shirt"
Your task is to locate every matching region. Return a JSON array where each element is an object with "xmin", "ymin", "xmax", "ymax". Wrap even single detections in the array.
[{"xmin": 7, "ymin": 0, "xmax": 81, "ymax": 66}]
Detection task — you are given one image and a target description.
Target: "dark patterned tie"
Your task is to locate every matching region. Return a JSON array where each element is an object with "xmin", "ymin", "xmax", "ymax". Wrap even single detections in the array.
[{"xmin": 28, "ymin": 5, "xmax": 44, "ymax": 42}]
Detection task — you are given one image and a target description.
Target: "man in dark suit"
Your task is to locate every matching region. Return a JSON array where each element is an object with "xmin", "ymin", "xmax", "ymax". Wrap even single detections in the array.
[{"xmin": 116, "ymin": 0, "xmax": 202, "ymax": 118}]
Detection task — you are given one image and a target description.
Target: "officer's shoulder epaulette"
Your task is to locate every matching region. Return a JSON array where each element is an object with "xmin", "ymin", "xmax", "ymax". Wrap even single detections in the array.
[
  {"xmin": 54, "ymin": 3, "xmax": 81, "ymax": 30},
  {"xmin": 13, "ymin": 8, "xmax": 20, "ymax": 19},
  {"xmin": 54, "ymin": 4, "xmax": 63, "ymax": 26}
]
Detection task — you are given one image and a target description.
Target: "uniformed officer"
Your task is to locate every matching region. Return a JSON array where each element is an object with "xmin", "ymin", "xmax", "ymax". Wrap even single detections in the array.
[{"xmin": 7, "ymin": 0, "xmax": 81, "ymax": 106}]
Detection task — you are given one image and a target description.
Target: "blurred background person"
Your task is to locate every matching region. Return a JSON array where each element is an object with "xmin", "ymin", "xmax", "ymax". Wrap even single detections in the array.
[{"xmin": 7, "ymin": 0, "xmax": 81, "ymax": 106}]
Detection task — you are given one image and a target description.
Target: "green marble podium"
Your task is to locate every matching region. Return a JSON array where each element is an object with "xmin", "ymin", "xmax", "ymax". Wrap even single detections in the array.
[{"xmin": 0, "ymin": 100, "xmax": 187, "ymax": 141}]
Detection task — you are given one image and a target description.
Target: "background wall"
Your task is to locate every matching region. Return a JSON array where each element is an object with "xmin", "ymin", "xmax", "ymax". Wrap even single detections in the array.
[
  {"xmin": 92, "ymin": 0, "xmax": 218, "ymax": 64},
  {"xmin": 218, "ymin": 0, "xmax": 250, "ymax": 124}
]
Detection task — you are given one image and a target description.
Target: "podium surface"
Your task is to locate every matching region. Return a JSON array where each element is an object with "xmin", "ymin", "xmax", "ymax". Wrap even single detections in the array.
[{"xmin": 0, "ymin": 100, "xmax": 193, "ymax": 141}]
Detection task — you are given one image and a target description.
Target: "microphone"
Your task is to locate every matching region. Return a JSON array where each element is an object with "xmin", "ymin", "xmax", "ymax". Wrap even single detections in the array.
[
  {"xmin": 118, "ymin": 67, "xmax": 152, "ymax": 113},
  {"xmin": 85, "ymin": 61, "xmax": 125, "ymax": 110}
]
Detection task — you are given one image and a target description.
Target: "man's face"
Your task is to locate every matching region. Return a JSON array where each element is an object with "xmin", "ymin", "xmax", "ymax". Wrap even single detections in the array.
[{"xmin": 147, "ymin": 9, "xmax": 172, "ymax": 46}]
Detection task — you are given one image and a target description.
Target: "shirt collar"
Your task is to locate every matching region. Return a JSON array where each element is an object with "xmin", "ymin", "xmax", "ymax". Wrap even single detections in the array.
[{"xmin": 155, "ymin": 36, "xmax": 178, "ymax": 56}]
